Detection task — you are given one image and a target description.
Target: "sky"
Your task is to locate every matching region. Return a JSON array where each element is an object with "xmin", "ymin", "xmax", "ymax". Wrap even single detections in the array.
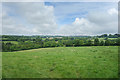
[{"xmin": 1, "ymin": 2, "xmax": 118, "ymax": 36}]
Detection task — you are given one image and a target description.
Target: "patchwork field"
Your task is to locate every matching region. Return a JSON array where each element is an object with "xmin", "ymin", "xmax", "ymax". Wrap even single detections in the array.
[
  {"xmin": 0, "ymin": 52, "xmax": 1, "ymax": 79},
  {"xmin": 2, "ymin": 46, "xmax": 118, "ymax": 78}
]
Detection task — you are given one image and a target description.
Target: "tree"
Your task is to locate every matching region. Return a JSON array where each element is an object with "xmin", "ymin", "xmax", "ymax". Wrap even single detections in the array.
[
  {"xmin": 116, "ymin": 38, "xmax": 120, "ymax": 46},
  {"xmin": 85, "ymin": 40, "xmax": 92, "ymax": 46},
  {"xmin": 94, "ymin": 38, "xmax": 99, "ymax": 46},
  {"xmin": 74, "ymin": 39, "xmax": 80, "ymax": 47},
  {"xmin": 65, "ymin": 40, "xmax": 73, "ymax": 47},
  {"xmin": 105, "ymin": 39, "xmax": 110, "ymax": 46},
  {"xmin": 103, "ymin": 34, "xmax": 108, "ymax": 37},
  {"xmin": 100, "ymin": 41, "xmax": 104, "ymax": 46},
  {"xmin": 79, "ymin": 40, "xmax": 84, "ymax": 46},
  {"xmin": 36, "ymin": 37, "xmax": 42, "ymax": 43},
  {"xmin": 50, "ymin": 41, "xmax": 57, "ymax": 47},
  {"xmin": 18, "ymin": 38, "xmax": 25, "ymax": 43}
]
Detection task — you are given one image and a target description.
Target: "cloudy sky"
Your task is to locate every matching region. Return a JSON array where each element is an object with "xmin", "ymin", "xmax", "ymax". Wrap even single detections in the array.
[{"xmin": 2, "ymin": 2, "xmax": 118, "ymax": 36}]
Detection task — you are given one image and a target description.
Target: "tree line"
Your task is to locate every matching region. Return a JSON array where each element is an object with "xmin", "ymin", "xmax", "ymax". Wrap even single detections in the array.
[{"xmin": 1, "ymin": 34, "xmax": 120, "ymax": 52}]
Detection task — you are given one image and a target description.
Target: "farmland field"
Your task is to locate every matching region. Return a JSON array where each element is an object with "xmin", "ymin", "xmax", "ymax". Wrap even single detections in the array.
[
  {"xmin": 2, "ymin": 46, "xmax": 118, "ymax": 78},
  {"xmin": 3, "ymin": 41, "xmax": 18, "ymax": 44},
  {"xmin": 0, "ymin": 52, "xmax": 1, "ymax": 79}
]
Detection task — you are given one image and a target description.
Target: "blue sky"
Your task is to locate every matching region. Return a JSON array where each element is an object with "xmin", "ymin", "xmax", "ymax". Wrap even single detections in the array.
[
  {"xmin": 45, "ymin": 2, "xmax": 117, "ymax": 26},
  {"xmin": 2, "ymin": 2, "xmax": 118, "ymax": 35}
]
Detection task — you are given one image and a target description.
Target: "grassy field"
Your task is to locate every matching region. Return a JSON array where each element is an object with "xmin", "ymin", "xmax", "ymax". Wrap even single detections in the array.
[
  {"xmin": 2, "ymin": 46, "xmax": 118, "ymax": 78},
  {"xmin": 0, "ymin": 52, "xmax": 1, "ymax": 79},
  {"xmin": 3, "ymin": 41, "xmax": 18, "ymax": 44}
]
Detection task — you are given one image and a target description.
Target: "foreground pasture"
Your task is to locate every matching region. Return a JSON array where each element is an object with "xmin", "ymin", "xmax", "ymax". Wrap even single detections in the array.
[{"xmin": 2, "ymin": 46, "xmax": 118, "ymax": 78}]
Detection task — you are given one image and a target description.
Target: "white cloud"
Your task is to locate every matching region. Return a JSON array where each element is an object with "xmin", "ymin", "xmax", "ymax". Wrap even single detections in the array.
[
  {"xmin": 0, "ymin": 2, "xmax": 2, "ymax": 35},
  {"xmin": 2, "ymin": 2, "xmax": 57, "ymax": 35},
  {"xmin": 58, "ymin": 8, "xmax": 118, "ymax": 35},
  {"xmin": 2, "ymin": 11, "xmax": 31, "ymax": 35},
  {"xmin": 2, "ymin": 2, "xmax": 118, "ymax": 36},
  {"xmin": 108, "ymin": 8, "xmax": 118, "ymax": 15}
]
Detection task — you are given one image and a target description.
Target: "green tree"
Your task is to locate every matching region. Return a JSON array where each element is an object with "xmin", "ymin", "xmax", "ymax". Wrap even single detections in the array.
[
  {"xmin": 105, "ymin": 39, "xmax": 110, "ymax": 46},
  {"xmin": 116, "ymin": 38, "xmax": 120, "ymax": 46},
  {"xmin": 79, "ymin": 40, "xmax": 84, "ymax": 46},
  {"xmin": 94, "ymin": 38, "xmax": 99, "ymax": 46},
  {"xmin": 85, "ymin": 40, "xmax": 92, "ymax": 46},
  {"xmin": 74, "ymin": 39, "xmax": 80, "ymax": 47},
  {"xmin": 100, "ymin": 41, "xmax": 104, "ymax": 46},
  {"xmin": 65, "ymin": 40, "xmax": 73, "ymax": 47}
]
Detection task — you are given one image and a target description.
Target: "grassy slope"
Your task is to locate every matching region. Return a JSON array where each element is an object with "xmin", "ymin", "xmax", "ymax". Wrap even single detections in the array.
[
  {"xmin": 2, "ymin": 46, "xmax": 118, "ymax": 78},
  {"xmin": 0, "ymin": 52, "xmax": 1, "ymax": 79}
]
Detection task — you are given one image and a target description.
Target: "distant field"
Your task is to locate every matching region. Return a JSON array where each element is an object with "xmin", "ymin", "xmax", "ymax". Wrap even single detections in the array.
[
  {"xmin": 90, "ymin": 38, "xmax": 117, "ymax": 42},
  {"xmin": 98, "ymin": 38, "xmax": 117, "ymax": 41},
  {"xmin": 3, "ymin": 41, "xmax": 18, "ymax": 44},
  {"xmin": 2, "ymin": 46, "xmax": 118, "ymax": 78}
]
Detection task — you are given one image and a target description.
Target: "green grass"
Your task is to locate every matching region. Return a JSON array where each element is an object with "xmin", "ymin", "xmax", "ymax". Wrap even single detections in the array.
[
  {"xmin": 0, "ymin": 52, "xmax": 2, "ymax": 79},
  {"xmin": 2, "ymin": 46, "xmax": 118, "ymax": 78},
  {"xmin": 98, "ymin": 38, "xmax": 117, "ymax": 41},
  {"xmin": 3, "ymin": 41, "xmax": 18, "ymax": 44},
  {"xmin": 42, "ymin": 38, "xmax": 46, "ymax": 40}
]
